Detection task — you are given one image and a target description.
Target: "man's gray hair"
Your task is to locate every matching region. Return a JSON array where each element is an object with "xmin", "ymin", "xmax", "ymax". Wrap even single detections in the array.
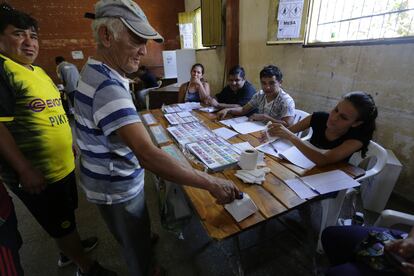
[{"xmin": 91, "ymin": 17, "xmax": 125, "ymax": 45}]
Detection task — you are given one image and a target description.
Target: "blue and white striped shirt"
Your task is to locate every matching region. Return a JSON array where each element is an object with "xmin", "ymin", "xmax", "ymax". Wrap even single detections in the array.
[{"xmin": 74, "ymin": 58, "xmax": 144, "ymax": 205}]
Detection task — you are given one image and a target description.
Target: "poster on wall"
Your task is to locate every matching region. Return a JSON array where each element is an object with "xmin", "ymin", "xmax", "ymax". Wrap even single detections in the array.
[
  {"xmin": 71, "ymin": 50, "xmax": 84, "ymax": 60},
  {"xmin": 179, "ymin": 23, "xmax": 194, "ymax": 49},
  {"xmin": 277, "ymin": 0, "xmax": 304, "ymax": 39},
  {"xmin": 162, "ymin": 51, "xmax": 177, "ymax": 79}
]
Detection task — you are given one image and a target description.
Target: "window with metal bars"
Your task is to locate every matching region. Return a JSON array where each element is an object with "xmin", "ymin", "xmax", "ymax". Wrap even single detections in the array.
[{"xmin": 306, "ymin": 0, "xmax": 414, "ymax": 45}]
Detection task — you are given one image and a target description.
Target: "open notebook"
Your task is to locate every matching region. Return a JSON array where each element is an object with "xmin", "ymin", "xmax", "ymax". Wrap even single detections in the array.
[
  {"xmin": 256, "ymin": 139, "xmax": 316, "ymax": 169},
  {"xmin": 285, "ymin": 170, "xmax": 360, "ymax": 199}
]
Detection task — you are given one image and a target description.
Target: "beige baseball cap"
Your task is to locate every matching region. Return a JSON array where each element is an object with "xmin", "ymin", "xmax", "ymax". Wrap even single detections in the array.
[{"xmin": 93, "ymin": 0, "xmax": 164, "ymax": 43}]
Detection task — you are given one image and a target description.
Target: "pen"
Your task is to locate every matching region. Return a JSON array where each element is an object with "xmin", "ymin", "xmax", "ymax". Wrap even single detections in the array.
[
  {"xmin": 295, "ymin": 176, "xmax": 320, "ymax": 195},
  {"xmin": 269, "ymin": 142, "xmax": 278, "ymax": 154}
]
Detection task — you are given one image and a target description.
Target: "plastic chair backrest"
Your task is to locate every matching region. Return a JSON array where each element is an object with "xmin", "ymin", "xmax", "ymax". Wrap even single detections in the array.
[
  {"xmin": 374, "ymin": 209, "xmax": 414, "ymax": 229},
  {"xmin": 293, "ymin": 109, "xmax": 313, "ymax": 140},
  {"xmin": 349, "ymin": 140, "xmax": 387, "ymax": 182}
]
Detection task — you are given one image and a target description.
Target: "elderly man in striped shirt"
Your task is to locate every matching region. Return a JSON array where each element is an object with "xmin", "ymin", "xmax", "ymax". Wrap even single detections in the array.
[{"xmin": 74, "ymin": 1, "xmax": 241, "ymax": 276}]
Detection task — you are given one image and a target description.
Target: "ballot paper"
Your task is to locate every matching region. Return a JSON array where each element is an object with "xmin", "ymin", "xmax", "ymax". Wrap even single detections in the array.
[
  {"xmin": 177, "ymin": 102, "xmax": 201, "ymax": 111},
  {"xmin": 162, "ymin": 104, "xmax": 182, "ymax": 113},
  {"xmin": 219, "ymin": 116, "xmax": 249, "ymax": 127},
  {"xmin": 164, "ymin": 112, "xmax": 199, "ymax": 125},
  {"xmin": 149, "ymin": 125, "xmax": 171, "ymax": 145},
  {"xmin": 213, "ymin": 127, "xmax": 238, "ymax": 140},
  {"xmin": 285, "ymin": 170, "xmax": 360, "ymax": 199},
  {"xmin": 231, "ymin": 121, "xmax": 267, "ymax": 135},
  {"xmin": 256, "ymin": 139, "xmax": 315, "ymax": 169},
  {"xmin": 279, "ymin": 146, "xmax": 315, "ymax": 169},
  {"xmin": 224, "ymin": 193, "xmax": 258, "ymax": 222},
  {"xmin": 141, "ymin": 113, "xmax": 158, "ymax": 125},
  {"xmin": 232, "ymin": 142, "xmax": 255, "ymax": 154}
]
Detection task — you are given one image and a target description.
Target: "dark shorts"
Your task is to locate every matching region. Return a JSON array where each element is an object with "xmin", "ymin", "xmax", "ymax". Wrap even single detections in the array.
[
  {"xmin": 9, "ymin": 171, "xmax": 78, "ymax": 239},
  {"xmin": 0, "ymin": 208, "xmax": 24, "ymax": 276}
]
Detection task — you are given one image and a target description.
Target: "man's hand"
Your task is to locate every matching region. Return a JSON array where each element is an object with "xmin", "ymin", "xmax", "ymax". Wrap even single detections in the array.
[
  {"xmin": 386, "ymin": 237, "xmax": 414, "ymax": 260},
  {"xmin": 386, "ymin": 236, "xmax": 414, "ymax": 275},
  {"xmin": 209, "ymin": 97, "xmax": 219, "ymax": 107},
  {"xmin": 258, "ymin": 130, "xmax": 269, "ymax": 144},
  {"xmin": 249, "ymin": 113, "xmax": 267, "ymax": 121},
  {"xmin": 18, "ymin": 164, "xmax": 46, "ymax": 194},
  {"xmin": 217, "ymin": 108, "xmax": 230, "ymax": 119},
  {"xmin": 206, "ymin": 174, "xmax": 241, "ymax": 204}
]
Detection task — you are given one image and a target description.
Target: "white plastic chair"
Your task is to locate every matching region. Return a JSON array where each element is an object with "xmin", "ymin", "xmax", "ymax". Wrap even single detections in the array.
[
  {"xmin": 136, "ymin": 81, "xmax": 162, "ymax": 110},
  {"xmin": 317, "ymin": 141, "xmax": 388, "ymax": 252},
  {"xmin": 293, "ymin": 109, "xmax": 313, "ymax": 140},
  {"xmin": 374, "ymin": 209, "xmax": 414, "ymax": 229}
]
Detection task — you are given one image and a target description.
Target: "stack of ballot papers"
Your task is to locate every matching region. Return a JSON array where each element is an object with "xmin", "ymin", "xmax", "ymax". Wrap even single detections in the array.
[
  {"xmin": 212, "ymin": 127, "xmax": 238, "ymax": 140},
  {"xmin": 219, "ymin": 116, "xmax": 249, "ymax": 127},
  {"xmin": 256, "ymin": 139, "xmax": 316, "ymax": 169},
  {"xmin": 235, "ymin": 167, "xmax": 271, "ymax": 185},
  {"xmin": 285, "ymin": 170, "xmax": 360, "ymax": 199},
  {"xmin": 224, "ymin": 193, "xmax": 258, "ymax": 222},
  {"xmin": 177, "ymin": 102, "xmax": 201, "ymax": 111}
]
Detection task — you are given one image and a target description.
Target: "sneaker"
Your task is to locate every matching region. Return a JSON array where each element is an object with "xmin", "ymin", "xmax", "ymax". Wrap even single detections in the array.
[
  {"xmin": 76, "ymin": 262, "xmax": 117, "ymax": 276},
  {"xmin": 58, "ymin": 237, "xmax": 98, "ymax": 267}
]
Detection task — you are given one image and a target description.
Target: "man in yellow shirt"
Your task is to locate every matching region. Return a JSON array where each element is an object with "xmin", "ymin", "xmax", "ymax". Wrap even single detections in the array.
[{"xmin": 0, "ymin": 4, "xmax": 114, "ymax": 276}]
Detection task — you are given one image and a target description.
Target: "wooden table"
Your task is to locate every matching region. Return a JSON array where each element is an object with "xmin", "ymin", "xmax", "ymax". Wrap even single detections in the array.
[
  {"xmin": 141, "ymin": 109, "xmax": 365, "ymax": 241},
  {"xmin": 148, "ymin": 83, "xmax": 180, "ymax": 109}
]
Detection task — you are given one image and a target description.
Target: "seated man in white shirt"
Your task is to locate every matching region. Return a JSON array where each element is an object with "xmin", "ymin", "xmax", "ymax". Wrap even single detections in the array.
[{"xmin": 217, "ymin": 65, "xmax": 295, "ymax": 126}]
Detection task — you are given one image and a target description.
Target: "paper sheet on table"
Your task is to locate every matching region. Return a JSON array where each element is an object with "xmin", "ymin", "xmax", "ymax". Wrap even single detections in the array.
[
  {"xmin": 177, "ymin": 102, "xmax": 201, "ymax": 111},
  {"xmin": 176, "ymin": 111, "xmax": 192, "ymax": 118},
  {"xmin": 219, "ymin": 116, "xmax": 249, "ymax": 127},
  {"xmin": 285, "ymin": 170, "xmax": 360, "ymax": 199},
  {"xmin": 224, "ymin": 193, "xmax": 258, "ymax": 222},
  {"xmin": 278, "ymin": 146, "xmax": 315, "ymax": 169},
  {"xmin": 256, "ymin": 139, "xmax": 293, "ymax": 158},
  {"xmin": 232, "ymin": 142, "xmax": 255, "ymax": 154},
  {"xmin": 213, "ymin": 127, "xmax": 238, "ymax": 140},
  {"xmin": 232, "ymin": 121, "xmax": 267, "ymax": 134}
]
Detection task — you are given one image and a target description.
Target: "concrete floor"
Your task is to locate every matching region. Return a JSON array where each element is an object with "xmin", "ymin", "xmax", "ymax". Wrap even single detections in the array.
[{"xmin": 11, "ymin": 170, "xmax": 413, "ymax": 276}]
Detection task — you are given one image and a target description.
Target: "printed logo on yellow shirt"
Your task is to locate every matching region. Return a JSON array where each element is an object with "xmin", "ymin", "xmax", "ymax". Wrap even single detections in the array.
[{"xmin": 61, "ymin": 220, "xmax": 71, "ymax": 229}]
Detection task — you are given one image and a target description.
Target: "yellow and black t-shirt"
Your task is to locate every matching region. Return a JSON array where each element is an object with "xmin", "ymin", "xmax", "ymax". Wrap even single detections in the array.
[{"xmin": 0, "ymin": 53, "xmax": 74, "ymax": 185}]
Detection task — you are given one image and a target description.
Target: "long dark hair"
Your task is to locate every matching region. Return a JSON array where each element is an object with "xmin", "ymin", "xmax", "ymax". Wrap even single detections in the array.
[{"xmin": 343, "ymin": 91, "xmax": 378, "ymax": 157}]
